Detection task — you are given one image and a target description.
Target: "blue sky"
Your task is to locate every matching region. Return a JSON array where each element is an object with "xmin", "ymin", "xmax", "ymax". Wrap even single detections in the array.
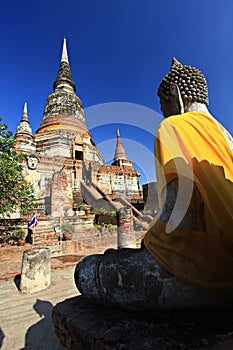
[{"xmin": 1, "ymin": 0, "xmax": 233, "ymax": 184}]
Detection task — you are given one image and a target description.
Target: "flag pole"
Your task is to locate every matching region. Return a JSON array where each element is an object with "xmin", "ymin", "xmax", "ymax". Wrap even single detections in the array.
[
  {"xmin": 32, "ymin": 225, "xmax": 35, "ymax": 249},
  {"xmin": 59, "ymin": 214, "xmax": 63, "ymax": 247},
  {"xmin": 28, "ymin": 212, "xmax": 38, "ymax": 250}
]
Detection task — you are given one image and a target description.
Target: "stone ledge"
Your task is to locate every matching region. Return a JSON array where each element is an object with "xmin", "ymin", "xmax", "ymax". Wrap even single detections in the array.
[{"xmin": 52, "ymin": 296, "xmax": 233, "ymax": 350}]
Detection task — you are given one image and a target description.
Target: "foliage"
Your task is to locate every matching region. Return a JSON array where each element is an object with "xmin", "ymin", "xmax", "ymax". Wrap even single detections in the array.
[
  {"xmin": 91, "ymin": 207, "xmax": 103, "ymax": 215},
  {"xmin": 92, "ymin": 207, "xmax": 116, "ymax": 216},
  {"xmin": 93, "ymin": 223, "xmax": 102, "ymax": 229},
  {"xmin": 0, "ymin": 227, "xmax": 27, "ymax": 245},
  {"xmin": 13, "ymin": 228, "xmax": 26, "ymax": 240},
  {"xmin": 0, "ymin": 118, "xmax": 35, "ymax": 216},
  {"xmin": 106, "ymin": 223, "xmax": 117, "ymax": 232},
  {"xmin": 140, "ymin": 209, "xmax": 152, "ymax": 215},
  {"xmin": 61, "ymin": 223, "xmax": 74, "ymax": 234},
  {"xmin": 78, "ymin": 205, "xmax": 93, "ymax": 213},
  {"xmin": 79, "ymin": 205, "xmax": 87, "ymax": 211},
  {"xmin": 94, "ymin": 223, "xmax": 117, "ymax": 232}
]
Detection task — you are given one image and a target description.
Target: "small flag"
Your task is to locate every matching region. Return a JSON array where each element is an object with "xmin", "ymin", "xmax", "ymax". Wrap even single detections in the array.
[{"xmin": 28, "ymin": 214, "xmax": 38, "ymax": 229}]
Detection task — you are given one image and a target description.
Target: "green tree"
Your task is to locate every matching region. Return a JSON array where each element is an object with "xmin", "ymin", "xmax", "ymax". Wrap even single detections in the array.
[{"xmin": 0, "ymin": 118, "xmax": 35, "ymax": 216}]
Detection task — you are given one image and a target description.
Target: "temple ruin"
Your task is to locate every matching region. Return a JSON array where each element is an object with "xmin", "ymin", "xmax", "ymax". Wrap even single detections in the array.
[{"xmin": 13, "ymin": 38, "xmax": 151, "ymax": 247}]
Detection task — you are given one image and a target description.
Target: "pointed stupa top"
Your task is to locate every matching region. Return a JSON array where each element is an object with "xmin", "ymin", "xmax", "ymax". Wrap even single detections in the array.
[
  {"xmin": 16, "ymin": 102, "xmax": 32, "ymax": 136},
  {"xmin": 113, "ymin": 129, "xmax": 128, "ymax": 162},
  {"xmin": 53, "ymin": 38, "xmax": 76, "ymax": 92},
  {"xmin": 20, "ymin": 102, "xmax": 29, "ymax": 123},
  {"xmin": 61, "ymin": 37, "xmax": 69, "ymax": 63},
  {"xmin": 39, "ymin": 38, "xmax": 86, "ymax": 130}
]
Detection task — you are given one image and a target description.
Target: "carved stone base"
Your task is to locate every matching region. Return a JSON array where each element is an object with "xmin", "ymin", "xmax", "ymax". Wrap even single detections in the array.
[{"xmin": 52, "ymin": 296, "xmax": 233, "ymax": 350}]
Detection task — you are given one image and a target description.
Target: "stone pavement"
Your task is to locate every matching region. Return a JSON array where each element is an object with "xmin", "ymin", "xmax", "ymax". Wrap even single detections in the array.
[
  {"xmin": 0, "ymin": 265, "xmax": 78, "ymax": 350},
  {"xmin": 1, "ymin": 259, "xmax": 233, "ymax": 350},
  {"xmin": 1, "ymin": 247, "xmax": 233, "ymax": 350}
]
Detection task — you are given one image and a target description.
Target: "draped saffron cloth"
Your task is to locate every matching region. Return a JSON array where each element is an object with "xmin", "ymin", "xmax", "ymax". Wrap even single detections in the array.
[{"xmin": 144, "ymin": 112, "xmax": 233, "ymax": 292}]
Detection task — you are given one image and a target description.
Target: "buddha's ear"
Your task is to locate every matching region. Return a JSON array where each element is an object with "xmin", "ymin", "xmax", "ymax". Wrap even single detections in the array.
[{"xmin": 169, "ymin": 84, "xmax": 184, "ymax": 114}]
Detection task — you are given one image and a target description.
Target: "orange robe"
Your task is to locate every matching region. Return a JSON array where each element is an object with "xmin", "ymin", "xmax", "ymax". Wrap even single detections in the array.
[{"xmin": 144, "ymin": 112, "xmax": 233, "ymax": 292}]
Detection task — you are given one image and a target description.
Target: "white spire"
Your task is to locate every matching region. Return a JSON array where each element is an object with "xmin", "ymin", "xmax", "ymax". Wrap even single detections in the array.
[
  {"xmin": 21, "ymin": 102, "xmax": 29, "ymax": 122},
  {"xmin": 15, "ymin": 102, "xmax": 32, "ymax": 136},
  {"xmin": 23, "ymin": 102, "xmax": 27, "ymax": 115},
  {"xmin": 61, "ymin": 37, "xmax": 69, "ymax": 63}
]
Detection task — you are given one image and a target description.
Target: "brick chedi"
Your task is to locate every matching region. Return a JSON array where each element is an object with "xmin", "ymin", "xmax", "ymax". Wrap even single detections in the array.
[
  {"xmin": 112, "ymin": 129, "xmax": 132, "ymax": 167},
  {"xmin": 15, "ymin": 102, "xmax": 36, "ymax": 154},
  {"xmin": 14, "ymin": 38, "xmax": 143, "ymax": 220},
  {"xmin": 97, "ymin": 129, "xmax": 142, "ymax": 198}
]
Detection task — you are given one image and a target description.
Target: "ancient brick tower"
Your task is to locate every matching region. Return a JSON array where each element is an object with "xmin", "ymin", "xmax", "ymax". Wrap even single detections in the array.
[
  {"xmin": 112, "ymin": 129, "xmax": 132, "ymax": 167},
  {"xmin": 15, "ymin": 102, "xmax": 35, "ymax": 153},
  {"xmin": 15, "ymin": 38, "xmax": 142, "ymax": 218},
  {"xmin": 95, "ymin": 129, "xmax": 142, "ymax": 198}
]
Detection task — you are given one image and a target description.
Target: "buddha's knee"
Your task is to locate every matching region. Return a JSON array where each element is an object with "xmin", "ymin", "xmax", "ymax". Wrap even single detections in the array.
[
  {"xmin": 75, "ymin": 254, "xmax": 103, "ymax": 303},
  {"xmin": 74, "ymin": 247, "xmax": 171, "ymax": 309}
]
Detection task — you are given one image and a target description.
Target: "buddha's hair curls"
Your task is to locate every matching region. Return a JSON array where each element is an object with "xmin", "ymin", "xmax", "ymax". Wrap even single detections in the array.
[{"xmin": 158, "ymin": 58, "xmax": 208, "ymax": 106}]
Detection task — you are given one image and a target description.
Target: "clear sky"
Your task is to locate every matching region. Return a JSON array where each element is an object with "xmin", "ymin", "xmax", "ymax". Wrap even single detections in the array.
[{"xmin": 1, "ymin": 0, "xmax": 233, "ymax": 184}]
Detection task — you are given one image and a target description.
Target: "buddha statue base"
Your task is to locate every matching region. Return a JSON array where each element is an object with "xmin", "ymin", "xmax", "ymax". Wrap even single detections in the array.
[{"xmin": 52, "ymin": 295, "xmax": 233, "ymax": 350}]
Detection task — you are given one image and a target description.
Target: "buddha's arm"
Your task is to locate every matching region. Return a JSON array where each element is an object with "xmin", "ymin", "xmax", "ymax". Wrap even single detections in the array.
[
  {"xmin": 159, "ymin": 177, "xmax": 206, "ymax": 232},
  {"xmin": 159, "ymin": 179, "xmax": 177, "ymax": 224}
]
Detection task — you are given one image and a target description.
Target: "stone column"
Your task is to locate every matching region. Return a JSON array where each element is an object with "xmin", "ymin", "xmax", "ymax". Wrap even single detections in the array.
[
  {"xmin": 20, "ymin": 248, "xmax": 51, "ymax": 293},
  {"xmin": 117, "ymin": 206, "xmax": 136, "ymax": 249}
]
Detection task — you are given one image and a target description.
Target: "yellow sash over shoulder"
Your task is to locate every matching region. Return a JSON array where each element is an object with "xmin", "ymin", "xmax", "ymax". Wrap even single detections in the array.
[{"xmin": 144, "ymin": 112, "xmax": 233, "ymax": 292}]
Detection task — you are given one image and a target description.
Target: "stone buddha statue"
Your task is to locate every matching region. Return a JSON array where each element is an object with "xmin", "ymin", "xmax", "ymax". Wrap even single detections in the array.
[{"xmin": 74, "ymin": 58, "xmax": 233, "ymax": 310}]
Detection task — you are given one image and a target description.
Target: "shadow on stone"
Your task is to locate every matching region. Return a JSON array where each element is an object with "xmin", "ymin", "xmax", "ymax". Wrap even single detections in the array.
[
  {"xmin": 0, "ymin": 327, "xmax": 5, "ymax": 349},
  {"xmin": 14, "ymin": 274, "xmax": 21, "ymax": 291},
  {"xmin": 52, "ymin": 296, "xmax": 233, "ymax": 350},
  {"xmin": 22, "ymin": 299, "xmax": 65, "ymax": 350}
]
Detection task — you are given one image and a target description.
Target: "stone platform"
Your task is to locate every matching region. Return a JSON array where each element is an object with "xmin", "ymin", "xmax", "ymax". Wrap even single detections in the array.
[{"xmin": 52, "ymin": 296, "xmax": 233, "ymax": 350}]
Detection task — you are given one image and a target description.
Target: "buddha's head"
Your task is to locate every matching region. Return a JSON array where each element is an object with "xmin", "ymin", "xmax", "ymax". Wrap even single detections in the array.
[{"xmin": 158, "ymin": 58, "xmax": 209, "ymax": 118}]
